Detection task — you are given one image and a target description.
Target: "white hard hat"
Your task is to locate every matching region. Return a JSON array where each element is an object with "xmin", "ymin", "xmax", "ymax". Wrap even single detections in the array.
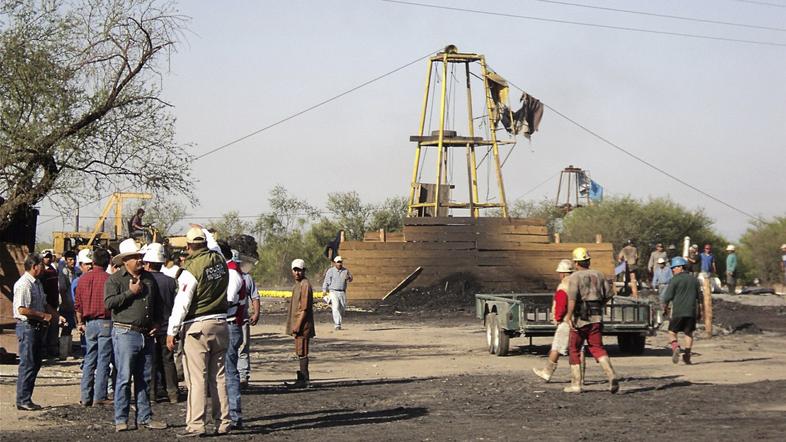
[
  {"xmin": 142, "ymin": 242, "xmax": 166, "ymax": 263},
  {"xmin": 333, "ymin": 255, "xmax": 343, "ymax": 263},
  {"xmin": 781, "ymin": 244, "xmax": 786, "ymax": 250},
  {"xmin": 77, "ymin": 249, "xmax": 93, "ymax": 265},
  {"xmin": 291, "ymin": 258, "xmax": 306, "ymax": 270},
  {"xmin": 690, "ymin": 244, "xmax": 698, "ymax": 250},
  {"xmin": 555, "ymin": 259, "xmax": 574, "ymax": 273},
  {"xmin": 116, "ymin": 238, "xmax": 143, "ymax": 260},
  {"xmin": 726, "ymin": 244, "xmax": 735, "ymax": 252},
  {"xmin": 657, "ymin": 257, "xmax": 666, "ymax": 264}
]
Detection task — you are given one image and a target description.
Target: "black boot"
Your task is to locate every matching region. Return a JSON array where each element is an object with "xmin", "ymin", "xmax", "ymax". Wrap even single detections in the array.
[{"xmin": 298, "ymin": 357, "xmax": 310, "ymax": 388}]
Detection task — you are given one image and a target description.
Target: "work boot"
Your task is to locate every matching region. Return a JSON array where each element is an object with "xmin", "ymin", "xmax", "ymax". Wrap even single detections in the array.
[
  {"xmin": 670, "ymin": 340, "xmax": 681, "ymax": 364},
  {"xmin": 299, "ymin": 356, "xmax": 310, "ymax": 388},
  {"xmin": 563, "ymin": 365, "xmax": 582, "ymax": 393},
  {"xmin": 579, "ymin": 350, "xmax": 587, "ymax": 385},
  {"xmin": 682, "ymin": 348, "xmax": 692, "ymax": 365},
  {"xmin": 598, "ymin": 356, "xmax": 620, "ymax": 394},
  {"xmin": 532, "ymin": 361, "xmax": 557, "ymax": 382}
]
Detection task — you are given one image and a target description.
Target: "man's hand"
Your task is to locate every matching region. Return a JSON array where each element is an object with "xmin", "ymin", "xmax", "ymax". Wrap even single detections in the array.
[
  {"xmin": 77, "ymin": 323, "xmax": 86, "ymax": 334},
  {"xmin": 42, "ymin": 312, "xmax": 53, "ymax": 324},
  {"xmin": 566, "ymin": 317, "xmax": 575, "ymax": 330},
  {"xmin": 250, "ymin": 314, "xmax": 260, "ymax": 326},
  {"xmin": 148, "ymin": 325, "xmax": 159, "ymax": 337},
  {"xmin": 129, "ymin": 277, "xmax": 142, "ymax": 295},
  {"xmin": 166, "ymin": 335, "xmax": 176, "ymax": 351},
  {"xmin": 58, "ymin": 315, "xmax": 67, "ymax": 326}
]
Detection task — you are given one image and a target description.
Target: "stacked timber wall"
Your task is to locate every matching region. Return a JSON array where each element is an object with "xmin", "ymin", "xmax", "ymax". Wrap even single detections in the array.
[{"xmin": 341, "ymin": 217, "xmax": 614, "ymax": 301}]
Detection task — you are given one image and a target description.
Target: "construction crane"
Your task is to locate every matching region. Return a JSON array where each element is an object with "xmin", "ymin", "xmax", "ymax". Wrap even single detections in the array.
[{"xmin": 52, "ymin": 192, "xmax": 154, "ymax": 255}]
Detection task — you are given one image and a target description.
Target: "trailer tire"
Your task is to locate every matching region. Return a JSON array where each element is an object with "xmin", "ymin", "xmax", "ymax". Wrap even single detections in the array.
[
  {"xmin": 495, "ymin": 328, "xmax": 510, "ymax": 357},
  {"xmin": 486, "ymin": 313, "xmax": 498, "ymax": 354}
]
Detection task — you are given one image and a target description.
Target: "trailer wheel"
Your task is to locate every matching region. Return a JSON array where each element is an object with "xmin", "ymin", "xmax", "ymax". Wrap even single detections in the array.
[
  {"xmin": 495, "ymin": 328, "xmax": 510, "ymax": 357},
  {"xmin": 486, "ymin": 313, "xmax": 498, "ymax": 354}
]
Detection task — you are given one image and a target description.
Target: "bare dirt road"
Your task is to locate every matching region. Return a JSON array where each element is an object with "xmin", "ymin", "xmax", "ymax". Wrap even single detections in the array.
[{"xmin": 2, "ymin": 295, "xmax": 786, "ymax": 440}]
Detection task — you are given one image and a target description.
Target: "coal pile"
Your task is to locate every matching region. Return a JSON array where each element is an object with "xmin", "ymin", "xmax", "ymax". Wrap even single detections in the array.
[
  {"xmin": 713, "ymin": 300, "xmax": 786, "ymax": 335},
  {"xmin": 384, "ymin": 272, "xmax": 481, "ymax": 312}
]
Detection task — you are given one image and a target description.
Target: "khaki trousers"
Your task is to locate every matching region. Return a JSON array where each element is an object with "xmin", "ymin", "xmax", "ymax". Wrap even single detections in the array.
[{"xmin": 182, "ymin": 319, "xmax": 231, "ymax": 433}]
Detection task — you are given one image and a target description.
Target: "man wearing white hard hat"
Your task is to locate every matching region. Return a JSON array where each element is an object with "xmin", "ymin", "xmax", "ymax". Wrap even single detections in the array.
[
  {"xmin": 532, "ymin": 259, "xmax": 574, "ymax": 383},
  {"xmin": 652, "ymin": 256, "xmax": 673, "ymax": 303},
  {"xmin": 104, "ymin": 238, "xmax": 167, "ymax": 432},
  {"xmin": 725, "ymin": 245, "xmax": 738, "ymax": 295},
  {"xmin": 142, "ymin": 243, "xmax": 179, "ymax": 404},
  {"xmin": 166, "ymin": 226, "xmax": 232, "ymax": 437},
  {"xmin": 321, "ymin": 255, "xmax": 353, "ymax": 330},
  {"xmin": 65, "ymin": 249, "xmax": 94, "ymax": 361},
  {"xmin": 286, "ymin": 258, "xmax": 315, "ymax": 389}
]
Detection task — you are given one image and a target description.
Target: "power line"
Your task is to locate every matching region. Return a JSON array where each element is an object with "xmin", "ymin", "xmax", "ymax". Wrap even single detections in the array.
[
  {"xmin": 532, "ymin": 0, "xmax": 786, "ymax": 32},
  {"xmin": 381, "ymin": 0, "xmax": 786, "ymax": 47},
  {"xmin": 505, "ymin": 79, "xmax": 763, "ymax": 222},
  {"xmin": 37, "ymin": 50, "xmax": 438, "ymax": 228},
  {"xmin": 733, "ymin": 0, "xmax": 786, "ymax": 8}
]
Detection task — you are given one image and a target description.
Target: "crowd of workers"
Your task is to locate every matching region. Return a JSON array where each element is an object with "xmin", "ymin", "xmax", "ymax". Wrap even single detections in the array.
[
  {"xmin": 11, "ymin": 225, "xmax": 316, "ymax": 437},
  {"xmin": 11, "ymin": 223, "xmax": 786, "ymax": 429}
]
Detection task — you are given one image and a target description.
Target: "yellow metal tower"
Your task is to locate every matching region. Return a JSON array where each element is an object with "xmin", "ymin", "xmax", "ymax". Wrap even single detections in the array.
[{"xmin": 406, "ymin": 46, "xmax": 515, "ymax": 218}]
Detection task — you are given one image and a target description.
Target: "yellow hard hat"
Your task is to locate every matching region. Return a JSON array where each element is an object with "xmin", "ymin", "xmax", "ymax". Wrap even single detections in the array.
[{"xmin": 572, "ymin": 247, "xmax": 590, "ymax": 261}]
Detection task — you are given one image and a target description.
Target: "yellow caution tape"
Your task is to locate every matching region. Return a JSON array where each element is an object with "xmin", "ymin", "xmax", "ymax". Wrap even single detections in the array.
[{"xmin": 258, "ymin": 290, "xmax": 326, "ymax": 299}]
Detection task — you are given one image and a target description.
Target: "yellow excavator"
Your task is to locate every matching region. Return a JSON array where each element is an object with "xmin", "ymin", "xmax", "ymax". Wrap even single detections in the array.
[{"xmin": 51, "ymin": 192, "xmax": 165, "ymax": 255}]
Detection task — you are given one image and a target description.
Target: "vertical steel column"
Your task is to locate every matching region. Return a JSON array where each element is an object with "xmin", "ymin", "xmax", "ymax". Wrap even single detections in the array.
[
  {"xmin": 434, "ymin": 52, "xmax": 449, "ymax": 216},
  {"xmin": 479, "ymin": 57, "xmax": 508, "ymax": 217},
  {"xmin": 464, "ymin": 61, "xmax": 480, "ymax": 218},
  {"xmin": 407, "ymin": 59, "xmax": 434, "ymax": 216}
]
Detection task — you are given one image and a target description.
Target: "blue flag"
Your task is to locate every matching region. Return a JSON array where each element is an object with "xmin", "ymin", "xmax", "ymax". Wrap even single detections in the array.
[{"xmin": 589, "ymin": 180, "xmax": 603, "ymax": 202}]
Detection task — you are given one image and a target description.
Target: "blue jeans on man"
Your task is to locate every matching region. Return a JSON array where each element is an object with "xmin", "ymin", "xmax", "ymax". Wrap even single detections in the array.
[
  {"xmin": 112, "ymin": 327, "xmax": 154, "ymax": 425},
  {"xmin": 226, "ymin": 323, "xmax": 243, "ymax": 425},
  {"xmin": 16, "ymin": 321, "xmax": 45, "ymax": 406},
  {"xmin": 81, "ymin": 319, "xmax": 114, "ymax": 404}
]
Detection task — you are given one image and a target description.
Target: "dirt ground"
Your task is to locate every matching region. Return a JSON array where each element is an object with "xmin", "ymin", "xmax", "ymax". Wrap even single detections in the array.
[{"xmin": 2, "ymin": 295, "xmax": 786, "ymax": 441}]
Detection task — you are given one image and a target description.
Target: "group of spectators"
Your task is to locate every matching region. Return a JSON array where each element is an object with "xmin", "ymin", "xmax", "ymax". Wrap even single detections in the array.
[{"xmin": 11, "ymin": 226, "xmax": 275, "ymax": 437}]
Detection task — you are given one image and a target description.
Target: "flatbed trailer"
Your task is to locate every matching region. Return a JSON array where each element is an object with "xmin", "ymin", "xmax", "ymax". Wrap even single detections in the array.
[{"xmin": 476, "ymin": 293, "xmax": 656, "ymax": 356}]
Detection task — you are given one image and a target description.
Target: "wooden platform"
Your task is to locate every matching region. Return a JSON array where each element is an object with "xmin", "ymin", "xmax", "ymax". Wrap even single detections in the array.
[{"xmin": 341, "ymin": 217, "xmax": 614, "ymax": 301}]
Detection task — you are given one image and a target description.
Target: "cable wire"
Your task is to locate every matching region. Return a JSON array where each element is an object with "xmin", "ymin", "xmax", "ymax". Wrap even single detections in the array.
[
  {"xmin": 733, "ymin": 0, "xmax": 786, "ymax": 8},
  {"xmin": 532, "ymin": 0, "xmax": 786, "ymax": 33},
  {"xmin": 38, "ymin": 50, "xmax": 439, "ymax": 227},
  {"xmin": 507, "ymin": 79, "xmax": 764, "ymax": 222},
  {"xmin": 382, "ymin": 0, "xmax": 786, "ymax": 47}
]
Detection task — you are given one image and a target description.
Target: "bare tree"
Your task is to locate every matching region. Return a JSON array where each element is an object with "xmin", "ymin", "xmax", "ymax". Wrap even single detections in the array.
[{"xmin": 0, "ymin": 0, "xmax": 192, "ymax": 230}]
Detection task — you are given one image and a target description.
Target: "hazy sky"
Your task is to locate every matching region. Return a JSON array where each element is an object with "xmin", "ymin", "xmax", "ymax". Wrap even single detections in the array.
[{"xmin": 36, "ymin": 0, "xmax": 786, "ymax": 243}]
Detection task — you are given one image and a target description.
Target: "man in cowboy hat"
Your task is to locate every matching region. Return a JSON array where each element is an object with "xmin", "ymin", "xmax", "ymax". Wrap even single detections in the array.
[
  {"xmin": 142, "ymin": 243, "xmax": 179, "ymax": 403},
  {"xmin": 104, "ymin": 238, "xmax": 166, "ymax": 432}
]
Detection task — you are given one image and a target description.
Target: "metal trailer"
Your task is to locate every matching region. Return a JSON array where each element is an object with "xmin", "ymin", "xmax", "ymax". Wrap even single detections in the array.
[{"xmin": 476, "ymin": 293, "xmax": 656, "ymax": 356}]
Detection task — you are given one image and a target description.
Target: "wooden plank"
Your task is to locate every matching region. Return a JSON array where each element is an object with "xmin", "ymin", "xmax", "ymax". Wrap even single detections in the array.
[
  {"xmin": 341, "ymin": 241, "xmax": 476, "ymax": 251},
  {"xmin": 403, "ymin": 217, "xmax": 475, "ymax": 226},
  {"xmin": 382, "ymin": 267, "xmax": 423, "ymax": 300},
  {"xmin": 342, "ymin": 250, "xmax": 479, "ymax": 259}
]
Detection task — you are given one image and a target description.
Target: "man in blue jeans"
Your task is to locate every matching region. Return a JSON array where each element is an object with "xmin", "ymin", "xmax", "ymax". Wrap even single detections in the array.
[
  {"xmin": 75, "ymin": 249, "xmax": 113, "ymax": 406},
  {"xmin": 104, "ymin": 239, "xmax": 167, "ymax": 432},
  {"xmin": 14, "ymin": 253, "xmax": 62, "ymax": 410},
  {"xmin": 221, "ymin": 244, "xmax": 245, "ymax": 430}
]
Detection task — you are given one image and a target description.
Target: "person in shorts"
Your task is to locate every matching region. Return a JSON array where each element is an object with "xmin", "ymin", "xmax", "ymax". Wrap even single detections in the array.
[
  {"xmin": 661, "ymin": 257, "xmax": 702, "ymax": 365},
  {"xmin": 532, "ymin": 259, "xmax": 574, "ymax": 382}
]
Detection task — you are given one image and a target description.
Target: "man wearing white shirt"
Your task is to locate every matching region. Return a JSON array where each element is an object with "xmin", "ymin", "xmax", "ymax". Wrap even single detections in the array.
[
  {"xmin": 166, "ymin": 227, "xmax": 231, "ymax": 437},
  {"xmin": 221, "ymin": 245, "xmax": 245, "ymax": 430}
]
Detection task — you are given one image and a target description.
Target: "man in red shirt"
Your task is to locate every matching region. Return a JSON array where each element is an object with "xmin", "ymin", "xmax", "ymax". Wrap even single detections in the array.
[
  {"xmin": 532, "ymin": 259, "xmax": 573, "ymax": 382},
  {"xmin": 75, "ymin": 249, "xmax": 113, "ymax": 406}
]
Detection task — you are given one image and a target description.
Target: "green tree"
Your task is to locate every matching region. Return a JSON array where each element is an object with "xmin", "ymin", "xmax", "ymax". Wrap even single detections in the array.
[
  {"xmin": 208, "ymin": 211, "xmax": 251, "ymax": 239},
  {"xmin": 506, "ymin": 198, "xmax": 565, "ymax": 236},
  {"xmin": 325, "ymin": 191, "xmax": 371, "ymax": 241},
  {"xmin": 561, "ymin": 196, "xmax": 727, "ymax": 268},
  {"xmin": 367, "ymin": 196, "xmax": 408, "ymax": 233},
  {"xmin": 0, "ymin": 0, "xmax": 192, "ymax": 230},
  {"xmin": 738, "ymin": 216, "xmax": 786, "ymax": 283}
]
